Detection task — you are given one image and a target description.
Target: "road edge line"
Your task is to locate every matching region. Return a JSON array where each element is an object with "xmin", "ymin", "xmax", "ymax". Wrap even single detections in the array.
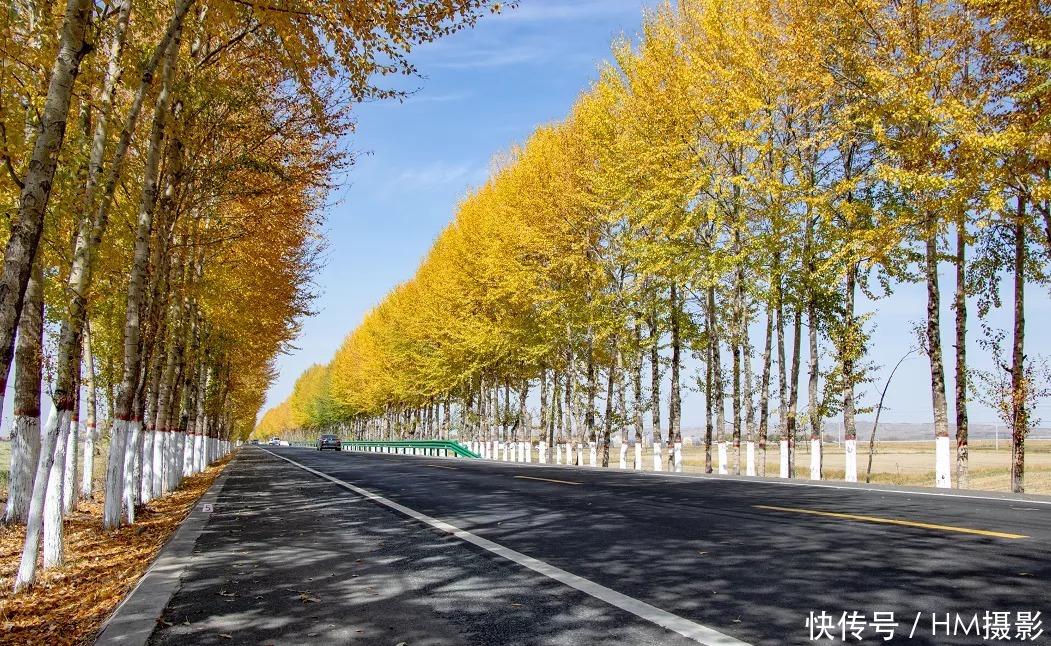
[{"xmin": 264, "ymin": 449, "xmax": 751, "ymax": 646}]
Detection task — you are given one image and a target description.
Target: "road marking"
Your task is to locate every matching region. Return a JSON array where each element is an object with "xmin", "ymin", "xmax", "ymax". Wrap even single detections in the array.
[
  {"xmin": 753, "ymin": 505, "xmax": 1028, "ymax": 539},
  {"xmin": 691, "ymin": 474, "xmax": 1051, "ymax": 506},
  {"xmin": 428, "ymin": 465, "xmax": 458, "ymax": 470},
  {"xmin": 265, "ymin": 449, "xmax": 750, "ymax": 646},
  {"xmin": 514, "ymin": 475, "xmax": 581, "ymax": 486}
]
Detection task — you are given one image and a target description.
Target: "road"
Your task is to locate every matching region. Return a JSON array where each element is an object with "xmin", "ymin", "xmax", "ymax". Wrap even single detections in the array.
[{"xmin": 149, "ymin": 447, "xmax": 1051, "ymax": 646}]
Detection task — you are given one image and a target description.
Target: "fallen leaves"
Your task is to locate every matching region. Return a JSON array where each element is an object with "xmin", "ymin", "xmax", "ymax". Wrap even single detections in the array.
[{"xmin": 0, "ymin": 454, "xmax": 232, "ymax": 646}]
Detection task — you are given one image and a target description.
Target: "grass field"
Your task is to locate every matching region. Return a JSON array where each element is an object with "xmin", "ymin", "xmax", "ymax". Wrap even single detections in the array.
[{"xmin": 0, "ymin": 438, "xmax": 109, "ymax": 499}]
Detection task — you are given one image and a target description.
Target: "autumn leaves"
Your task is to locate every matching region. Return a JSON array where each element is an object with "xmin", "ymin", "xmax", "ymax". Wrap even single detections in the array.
[
  {"xmin": 2, "ymin": 0, "xmax": 505, "ymax": 590},
  {"xmin": 264, "ymin": 0, "xmax": 1050, "ymax": 495}
]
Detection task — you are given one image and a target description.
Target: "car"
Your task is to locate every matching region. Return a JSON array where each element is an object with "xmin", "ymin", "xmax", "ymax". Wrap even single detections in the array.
[
  {"xmin": 268, "ymin": 437, "xmax": 281, "ymax": 446},
  {"xmin": 317, "ymin": 434, "xmax": 342, "ymax": 451},
  {"xmin": 250, "ymin": 439, "xmax": 259, "ymax": 445}
]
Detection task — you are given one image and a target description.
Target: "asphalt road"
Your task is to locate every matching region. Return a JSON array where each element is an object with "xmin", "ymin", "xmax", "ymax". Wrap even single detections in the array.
[{"xmin": 150, "ymin": 447, "xmax": 1051, "ymax": 646}]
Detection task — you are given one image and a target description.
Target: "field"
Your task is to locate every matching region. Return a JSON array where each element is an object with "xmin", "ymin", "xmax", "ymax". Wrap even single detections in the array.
[
  {"xmin": 664, "ymin": 438, "xmax": 1051, "ymax": 493},
  {"xmin": 0, "ymin": 438, "xmax": 110, "ymax": 500}
]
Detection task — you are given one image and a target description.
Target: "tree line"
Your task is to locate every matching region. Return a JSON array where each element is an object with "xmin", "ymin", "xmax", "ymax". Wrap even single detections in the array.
[
  {"xmin": 259, "ymin": 0, "xmax": 1051, "ymax": 494},
  {"xmin": 1, "ymin": 0, "xmax": 505, "ymax": 591}
]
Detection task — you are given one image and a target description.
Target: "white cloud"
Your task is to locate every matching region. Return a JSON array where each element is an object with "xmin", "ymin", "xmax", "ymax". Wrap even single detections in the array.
[
  {"xmin": 427, "ymin": 45, "xmax": 543, "ymax": 69},
  {"xmin": 397, "ymin": 161, "xmax": 473, "ymax": 186},
  {"xmin": 402, "ymin": 91, "xmax": 473, "ymax": 104},
  {"xmin": 492, "ymin": 0, "xmax": 645, "ymax": 22}
]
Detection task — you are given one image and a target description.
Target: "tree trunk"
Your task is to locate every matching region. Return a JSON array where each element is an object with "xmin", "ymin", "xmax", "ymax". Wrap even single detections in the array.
[
  {"xmin": 743, "ymin": 294, "xmax": 755, "ymax": 477},
  {"xmin": 705, "ymin": 317, "xmax": 714, "ymax": 474},
  {"xmin": 0, "ymin": 0, "xmax": 92, "ymax": 424},
  {"xmin": 787, "ymin": 307, "xmax": 803, "ymax": 478},
  {"xmin": 107, "ymin": 29, "xmax": 182, "ymax": 528},
  {"xmin": 81, "ymin": 324, "xmax": 97, "ymax": 498},
  {"xmin": 776, "ymin": 274, "xmax": 789, "ymax": 477},
  {"xmin": 602, "ymin": 345, "xmax": 616, "ymax": 468},
  {"xmin": 649, "ymin": 311, "xmax": 662, "ymax": 470},
  {"xmin": 924, "ymin": 209, "xmax": 952, "ymax": 488},
  {"xmin": 633, "ymin": 320, "xmax": 644, "ymax": 470},
  {"xmin": 842, "ymin": 266, "xmax": 858, "ymax": 482},
  {"xmin": 1010, "ymin": 197, "xmax": 1027, "ymax": 494},
  {"xmin": 954, "ymin": 223, "xmax": 968, "ymax": 489},
  {"xmin": 62, "ymin": 380, "xmax": 80, "ymax": 514},
  {"xmin": 731, "ymin": 281, "xmax": 742, "ymax": 477},
  {"xmin": 758, "ymin": 304, "xmax": 773, "ymax": 477},
  {"xmin": 808, "ymin": 297, "xmax": 822, "ymax": 480},
  {"xmin": 710, "ymin": 287, "xmax": 726, "ymax": 474},
  {"xmin": 585, "ymin": 333, "xmax": 597, "ymax": 446},
  {"xmin": 6, "ymin": 263, "xmax": 43, "ymax": 524},
  {"xmin": 669, "ymin": 284, "xmax": 682, "ymax": 472}
]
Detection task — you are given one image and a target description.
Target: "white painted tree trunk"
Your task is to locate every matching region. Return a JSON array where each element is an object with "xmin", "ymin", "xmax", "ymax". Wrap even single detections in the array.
[
  {"xmin": 122, "ymin": 421, "xmax": 141, "ymax": 524},
  {"xmin": 718, "ymin": 441, "xmax": 728, "ymax": 474},
  {"xmin": 556, "ymin": 443, "xmax": 563, "ymax": 464},
  {"xmin": 103, "ymin": 418, "xmax": 128, "ymax": 529},
  {"xmin": 619, "ymin": 442, "xmax": 627, "ymax": 469},
  {"xmin": 132, "ymin": 425, "xmax": 143, "ymax": 504},
  {"xmin": 169, "ymin": 431, "xmax": 183, "ymax": 490},
  {"xmin": 173, "ymin": 434, "xmax": 186, "ymax": 485},
  {"xmin": 634, "ymin": 443, "xmax": 642, "ymax": 471},
  {"xmin": 653, "ymin": 443, "xmax": 663, "ymax": 471},
  {"xmin": 746, "ymin": 441, "xmax": 756, "ymax": 476},
  {"xmin": 193, "ymin": 432, "xmax": 204, "ymax": 473},
  {"xmin": 844, "ymin": 439, "xmax": 857, "ymax": 482},
  {"xmin": 15, "ymin": 408, "xmax": 63, "ymax": 590},
  {"xmin": 672, "ymin": 442, "xmax": 682, "ymax": 472},
  {"xmin": 779, "ymin": 439, "xmax": 789, "ymax": 478},
  {"xmin": 81, "ymin": 420, "xmax": 95, "ymax": 497},
  {"xmin": 158, "ymin": 432, "xmax": 169, "ymax": 493},
  {"xmin": 935, "ymin": 436, "xmax": 951, "ymax": 488},
  {"xmin": 810, "ymin": 439, "xmax": 822, "ymax": 481},
  {"xmin": 6, "ymin": 415, "xmax": 40, "ymax": 523},
  {"xmin": 589, "ymin": 443, "xmax": 597, "ymax": 467},
  {"xmin": 539, "ymin": 441, "xmax": 546, "ymax": 464},
  {"xmin": 182, "ymin": 432, "xmax": 193, "ymax": 477},
  {"xmin": 81, "ymin": 328, "xmax": 98, "ymax": 498},
  {"xmin": 43, "ymin": 414, "xmax": 71, "ymax": 568},
  {"xmin": 141, "ymin": 429, "xmax": 155, "ymax": 503},
  {"xmin": 62, "ymin": 415, "xmax": 78, "ymax": 514}
]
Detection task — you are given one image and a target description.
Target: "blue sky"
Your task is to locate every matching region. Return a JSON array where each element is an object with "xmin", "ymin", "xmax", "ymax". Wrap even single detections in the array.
[{"xmin": 264, "ymin": 0, "xmax": 1051, "ymax": 432}]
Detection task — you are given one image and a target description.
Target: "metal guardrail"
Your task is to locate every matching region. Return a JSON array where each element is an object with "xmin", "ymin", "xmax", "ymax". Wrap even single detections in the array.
[{"xmin": 289, "ymin": 439, "xmax": 481, "ymax": 459}]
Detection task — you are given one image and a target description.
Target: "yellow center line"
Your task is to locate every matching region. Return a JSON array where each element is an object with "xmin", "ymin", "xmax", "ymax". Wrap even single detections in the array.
[
  {"xmin": 753, "ymin": 504, "xmax": 1028, "ymax": 539},
  {"xmin": 514, "ymin": 475, "xmax": 582, "ymax": 486},
  {"xmin": 427, "ymin": 465, "xmax": 458, "ymax": 470}
]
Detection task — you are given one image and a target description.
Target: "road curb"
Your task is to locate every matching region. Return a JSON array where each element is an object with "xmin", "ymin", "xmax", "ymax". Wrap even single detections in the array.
[{"xmin": 93, "ymin": 458, "xmax": 235, "ymax": 646}]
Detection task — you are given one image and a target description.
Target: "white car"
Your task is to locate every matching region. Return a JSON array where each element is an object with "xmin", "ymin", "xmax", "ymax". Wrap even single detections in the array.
[{"xmin": 268, "ymin": 437, "xmax": 281, "ymax": 446}]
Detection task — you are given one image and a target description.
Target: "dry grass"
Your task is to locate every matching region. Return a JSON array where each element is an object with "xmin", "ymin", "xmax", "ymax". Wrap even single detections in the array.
[
  {"xmin": 650, "ymin": 439, "xmax": 1051, "ymax": 493},
  {"xmin": 0, "ymin": 453, "xmax": 232, "ymax": 646}
]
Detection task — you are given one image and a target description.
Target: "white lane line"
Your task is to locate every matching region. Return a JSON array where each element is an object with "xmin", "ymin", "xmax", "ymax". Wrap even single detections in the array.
[
  {"xmin": 687, "ymin": 474, "xmax": 1051, "ymax": 506},
  {"xmin": 264, "ymin": 449, "xmax": 750, "ymax": 646}
]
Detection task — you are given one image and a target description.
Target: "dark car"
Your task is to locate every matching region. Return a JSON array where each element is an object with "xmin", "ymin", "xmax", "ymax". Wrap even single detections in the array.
[
  {"xmin": 317, "ymin": 434, "xmax": 342, "ymax": 451},
  {"xmin": 249, "ymin": 439, "xmax": 259, "ymax": 445}
]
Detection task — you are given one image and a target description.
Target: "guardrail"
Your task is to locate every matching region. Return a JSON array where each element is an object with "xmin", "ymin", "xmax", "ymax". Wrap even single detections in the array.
[{"xmin": 290, "ymin": 440, "xmax": 481, "ymax": 459}]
